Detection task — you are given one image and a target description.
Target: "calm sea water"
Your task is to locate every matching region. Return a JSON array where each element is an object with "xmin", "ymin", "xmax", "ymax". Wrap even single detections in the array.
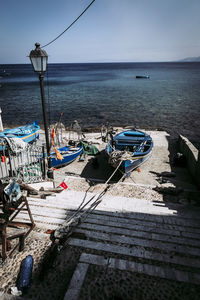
[{"xmin": 0, "ymin": 62, "xmax": 200, "ymax": 147}]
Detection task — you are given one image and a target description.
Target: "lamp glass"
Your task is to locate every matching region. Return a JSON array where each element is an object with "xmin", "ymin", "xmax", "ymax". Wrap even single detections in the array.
[{"xmin": 30, "ymin": 56, "xmax": 48, "ymax": 72}]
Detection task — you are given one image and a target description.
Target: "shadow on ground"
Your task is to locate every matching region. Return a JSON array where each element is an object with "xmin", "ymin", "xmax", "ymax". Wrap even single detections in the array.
[
  {"xmin": 80, "ymin": 150, "xmax": 123, "ymax": 184},
  {"xmin": 14, "ymin": 205, "xmax": 200, "ymax": 300},
  {"xmin": 151, "ymin": 135, "xmax": 200, "ymax": 215}
]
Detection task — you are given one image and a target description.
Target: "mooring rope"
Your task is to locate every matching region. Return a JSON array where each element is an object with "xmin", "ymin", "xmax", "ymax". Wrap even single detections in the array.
[
  {"xmin": 109, "ymin": 150, "xmax": 133, "ymax": 168},
  {"xmin": 58, "ymin": 160, "xmax": 123, "ymax": 231}
]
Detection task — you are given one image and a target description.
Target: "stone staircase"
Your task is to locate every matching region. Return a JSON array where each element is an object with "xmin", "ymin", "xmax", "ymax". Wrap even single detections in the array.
[{"xmin": 14, "ymin": 185, "xmax": 200, "ymax": 300}]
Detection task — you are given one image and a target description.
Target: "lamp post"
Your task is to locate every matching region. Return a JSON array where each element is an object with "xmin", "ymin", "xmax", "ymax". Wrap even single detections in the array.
[
  {"xmin": 0, "ymin": 107, "xmax": 3, "ymax": 132},
  {"xmin": 29, "ymin": 43, "xmax": 53, "ymax": 179}
]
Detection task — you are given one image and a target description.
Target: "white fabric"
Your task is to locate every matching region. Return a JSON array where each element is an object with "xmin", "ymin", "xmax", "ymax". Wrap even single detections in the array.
[{"xmin": 4, "ymin": 137, "xmax": 30, "ymax": 153}]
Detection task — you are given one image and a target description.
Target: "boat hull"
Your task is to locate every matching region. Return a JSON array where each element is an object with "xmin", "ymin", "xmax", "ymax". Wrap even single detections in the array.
[
  {"xmin": 0, "ymin": 121, "xmax": 40, "ymax": 144},
  {"xmin": 51, "ymin": 146, "xmax": 83, "ymax": 168},
  {"xmin": 136, "ymin": 75, "xmax": 150, "ymax": 79},
  {"xmin": 123, "ymin": 153, "xmax": 151, "ymax": 174},
  {"xmin": 106, "ymin": 129, "xmax": 153, "ymax": 176},
  {"xmin": 0, "ymin": 122, "xmax": 40, "ymax": 152}
]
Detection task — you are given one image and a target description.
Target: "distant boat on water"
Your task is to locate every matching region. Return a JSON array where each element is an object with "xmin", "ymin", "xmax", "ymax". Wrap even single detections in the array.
[
  {"xmin": 0, "ymin": 70, "xmax": 11, "ymax": 76},
  {"xmin": 136, "ymin": 75, "xmax": 150, "ymax": 79}
]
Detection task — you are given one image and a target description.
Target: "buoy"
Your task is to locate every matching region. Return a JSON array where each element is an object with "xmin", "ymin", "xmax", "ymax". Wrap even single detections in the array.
[
  {"xmin": 137, "ymin": 167, "xmax": 141, "ymax": 172},
  {"xmin": 17, "ymin": 255, "xmax": 33, "ymax": 293}
]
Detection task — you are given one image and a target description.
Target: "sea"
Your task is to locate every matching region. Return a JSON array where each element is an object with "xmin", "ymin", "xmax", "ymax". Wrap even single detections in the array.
[{"xmin": 0, "ymin": 62, "xmax": 200, "ymax": 148}]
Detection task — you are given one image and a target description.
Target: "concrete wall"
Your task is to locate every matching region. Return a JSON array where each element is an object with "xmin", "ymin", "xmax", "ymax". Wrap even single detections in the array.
[{"xmin": 178, "ymin": 135, "xmax": 200, "ymax": 188}]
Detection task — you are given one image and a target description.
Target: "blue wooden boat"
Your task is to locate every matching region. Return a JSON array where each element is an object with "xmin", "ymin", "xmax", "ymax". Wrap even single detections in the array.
[
  {"xmin": 51, "ymin": 145, "xmax": 83, "ymax": 168},
  {"xmin": 106, "ymin": 129, "xmax": 153, "ymax": 176},
  {"xmin": 0, "ymin": 121, "xmax": 40, "ymax": 144}
]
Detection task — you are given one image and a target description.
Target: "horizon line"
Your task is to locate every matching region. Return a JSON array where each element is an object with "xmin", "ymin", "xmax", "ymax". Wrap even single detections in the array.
[{"xmin": 1, "ymin": 60, "xmax": 200, "ymax": 65}]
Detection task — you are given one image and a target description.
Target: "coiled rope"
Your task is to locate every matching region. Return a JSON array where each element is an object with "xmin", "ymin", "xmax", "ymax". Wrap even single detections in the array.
[{"xmin": 109, "ymin": 150, "xmax": 133, "ymax": 168}]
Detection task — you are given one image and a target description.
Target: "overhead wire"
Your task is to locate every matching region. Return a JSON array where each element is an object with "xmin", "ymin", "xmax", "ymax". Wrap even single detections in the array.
[
  {"xmin": 40, "ymin": 0, "xmax": 96, "ymax": 130},
  {"xmin": 41, "ymin": 0, "xmax": 96, "ymax": 49}
]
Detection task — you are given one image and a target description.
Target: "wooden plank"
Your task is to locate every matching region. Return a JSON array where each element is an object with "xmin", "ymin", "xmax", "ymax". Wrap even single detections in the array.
[
  {"xmin": 29, "ymin": 198, "xmax": 200, "ymax": 229},
  {"xmin": 26, "ymin": 205, "xmax": 180, "ymax": 230},
  {"xmin": 21, "ymin": 206, "xmax": 70, "ymax": 219},
  {"xmin": 68, "ymin": 238, "xmax": 200, "ymax": 269},
  {"xmin": 28, "ymin": 195, "xmax": 200, "ymax": 227},
  {"xmin": 27, "ymin": 201, "xmax": 200, "ymax": 235},
  {"xmin": 15, "ymin": 214, "xmax": 65, "ymax": 226},
  {"xmin": 63, "ymin": 262, "xmax": 89, "ymax": 300},
  {"xmin": 79, "ymin": 253, "xmax": 200, "ymax": 284},
  {"xmin": 81, "ymin": 214, "xmax": 200, "ymax": 235},
  {"xmin": 17, "ymin": 206, "xmax": 200, "ymax": 242},
  {"xmin": 27, "ymin": 200, "xmax": 85, "ymax": 212},
  {"xmin": 16, "ymin": 210, "xmax": 200, "ymax": 249},
  {"xmin": 181, "ymin": 231, "xmax": 200, "ymax": 240},
  {"xmin": 87, "ymin": 209, "xmax": 200, "ymax": 228},
  {"xmin": 75, "ymin": 228, "xmax": 200, "ymax": 257},
  {"xmin": 28, "ymin": 195, "xmax": 200, "ymax": 225},
  {"xmin": 79, "ymin": 223, "xmax": 200, "ymax": 248},
  {"xmin": 18, "ymin": 207, "xmax": 200, "ymax": 242},
  {"xmin": 81, "ymin": 216, "xmax": 200, "ymax": 241}
]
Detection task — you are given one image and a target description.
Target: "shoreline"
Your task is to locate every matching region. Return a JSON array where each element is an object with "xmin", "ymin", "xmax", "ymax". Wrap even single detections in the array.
[
  {"xmin": 1, "ymin": 62, "xmax": 200, "ymax": 152},
  {"xmin": 1, "ymin": 123, "xmax": 199, "ymax": 150}
]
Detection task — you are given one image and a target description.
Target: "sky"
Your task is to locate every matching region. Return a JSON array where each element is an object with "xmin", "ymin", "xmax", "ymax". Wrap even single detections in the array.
[{"xmin": 1, "ymin": 0, "xmax": 200, "ymax": 64}]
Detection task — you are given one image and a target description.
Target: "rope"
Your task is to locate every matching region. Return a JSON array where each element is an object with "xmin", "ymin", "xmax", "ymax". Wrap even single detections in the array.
[
  {"xmin": 108, "ymin": 138, "xmax": 148, "ymax": 168},
  {"xmin": 109, "ymin": 150, "xmax": 133, "ymax": 168},
  {"xmin": 81, "ymin": 165, "xmax": 126, "ymax": 223},
  {"xmin": 41, "ymin": 0, "xmax": 96, "ymax": 48},
  {"xmin": 58, "ymin": 160, "xmax": 123, "ymax": 230}
]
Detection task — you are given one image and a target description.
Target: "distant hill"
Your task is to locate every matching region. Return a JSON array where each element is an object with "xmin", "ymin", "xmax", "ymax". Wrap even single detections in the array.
[{"xmin": 179, "ymin": 56, "xmax": 200, "ymax": 62}]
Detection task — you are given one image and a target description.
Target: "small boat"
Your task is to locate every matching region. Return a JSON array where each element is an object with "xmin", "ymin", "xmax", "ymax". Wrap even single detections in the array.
[
  {"xmin": 51, "ymin": 145, "xmax": 83, "ymax": 168},
  {"xmin": 136, "ymin": 75, "xmax": 150, "ymax": 79},
  {"xmin": 0, "ymin": 121, "xmax": 40, "ymax": 144},
  {"xmin": 105, "ymin": 129, "xmax": 153, "ymax": 176}
]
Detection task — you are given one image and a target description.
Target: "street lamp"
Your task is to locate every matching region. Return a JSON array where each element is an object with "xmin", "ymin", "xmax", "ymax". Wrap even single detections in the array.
[{"xmin": 29, "ymin": 43, "xmax": 53, "ymax": 179}]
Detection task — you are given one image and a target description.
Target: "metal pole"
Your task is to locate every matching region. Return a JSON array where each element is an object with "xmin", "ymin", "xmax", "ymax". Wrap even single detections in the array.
[
  {"xmin": 0, "ymin": 107, "xmax": 3, "ymax": 131},
  {"xmin": 39, "ymin": 73, "xmax": 53, "ymax": 179}
]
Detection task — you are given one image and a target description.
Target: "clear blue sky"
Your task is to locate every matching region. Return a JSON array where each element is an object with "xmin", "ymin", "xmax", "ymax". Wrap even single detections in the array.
[{"xmin": 1, "ymin": 0, "xmax": 200, "ymax": 63}]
